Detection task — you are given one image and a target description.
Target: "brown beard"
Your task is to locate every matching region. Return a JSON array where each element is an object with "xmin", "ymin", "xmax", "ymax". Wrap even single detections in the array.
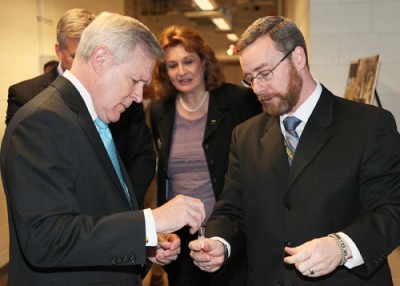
[{"xmin": 259, "ymin": 62, "xmax": 303, "ymax": 117}]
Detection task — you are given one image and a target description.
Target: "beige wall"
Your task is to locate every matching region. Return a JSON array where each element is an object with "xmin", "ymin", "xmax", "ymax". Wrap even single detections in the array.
[
  {"xmin": 284, "ymin": 0, "xmax": 310, "ymax": 60},
  {"xmin": 0, "ymin": 0, "xmax": 124, "ymax": 268},
  {"xmin": 310, "ymin": 0, "xmax": 400, "ymax": 128}
]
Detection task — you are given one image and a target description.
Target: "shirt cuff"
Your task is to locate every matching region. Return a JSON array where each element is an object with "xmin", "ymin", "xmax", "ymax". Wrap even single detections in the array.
[
  {"xmin": 338, "ymin": 232, "xmax": 364, "ymax": 268},
  {"xmin": 210, "ymin": 236, "xmax": 231, "ymax": 258},
  {"xmin": 144, "ymin": 208, "xmax": 157, "ymax": 246}
]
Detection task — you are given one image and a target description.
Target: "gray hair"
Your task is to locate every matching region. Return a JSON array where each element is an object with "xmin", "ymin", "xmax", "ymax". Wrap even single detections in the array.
[
  {"xmin": 236, "ymin": 16, "xmax": 308, "ymax": 65},
  {"xmin": 76, "ymin": 12, "xmax": 163, "ymax": 63},
  {"xmin": 56, "ymin": 8, "xmax": 95, "ymax": 50}
]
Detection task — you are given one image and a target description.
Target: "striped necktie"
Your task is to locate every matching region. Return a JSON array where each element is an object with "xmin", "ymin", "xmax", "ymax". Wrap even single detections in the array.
[
  {"xmin": 283, "ymin": 116, "xmax": 301, "ymax": 165},
  {"xmin": 94, "ymin": 117, "xmax": 131, "ymax": 204}
]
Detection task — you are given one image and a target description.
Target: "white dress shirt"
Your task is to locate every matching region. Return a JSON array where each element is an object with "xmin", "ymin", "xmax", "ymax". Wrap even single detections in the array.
[{"xmin": 63, "ymin": 70, "xmax": 157, "ymax": 246}]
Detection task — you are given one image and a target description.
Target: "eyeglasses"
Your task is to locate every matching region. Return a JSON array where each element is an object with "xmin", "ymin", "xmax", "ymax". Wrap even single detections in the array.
[{"xmin": 241, "ymin": 47, "xmax": 295, "ymax": 88}]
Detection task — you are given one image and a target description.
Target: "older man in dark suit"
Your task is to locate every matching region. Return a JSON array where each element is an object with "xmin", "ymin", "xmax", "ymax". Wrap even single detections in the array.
[
  {"xmin": 6, "ymin": 8, "xmax": 154, "ymax": 206},
  {"xmin": 1, "ymin": 12, "xmax": 206, "ymax": 286},
  {"xmin": 189, "ymin": 16, "xmax": 400, "ymax": 285}
]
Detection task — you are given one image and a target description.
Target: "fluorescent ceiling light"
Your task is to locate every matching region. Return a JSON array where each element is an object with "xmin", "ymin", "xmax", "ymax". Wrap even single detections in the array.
[
  {"xmin": 193, "ymin": 0, "xmax": 217, "ymax": 11},
  {"xmin": 226, "ymin": 33, "xmax": 238, "ymax": 42},
  {"xmin": 211, "ymin": 17, "xmax": 231, "ymax": 31}
]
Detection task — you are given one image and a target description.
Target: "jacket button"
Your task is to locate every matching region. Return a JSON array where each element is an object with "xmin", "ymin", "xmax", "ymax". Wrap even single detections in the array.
[
  {"xmin": 285, "ymin": 202, "xmax": 292, "ymax": 210},
  {"xmin": 204, "ymin": 144, "xmax": 209, "ymax": 149},
  {"xmin": 110, "ymin": 258, "xmax": 117, "ymax": 265},
  {"xmin": 284, "ymin": 241, "xmax": 292, "ymax": 247},
  {"xmin": 209, "ymin": 159, "xmax": 214, "ymax": 165},
  {"xmin": 212, "ymin": 177, "xmax": 218, "ymax": 183},
  {"xmin": 130, "ymin": 255, "xmax": 136, "ymax": 263}
]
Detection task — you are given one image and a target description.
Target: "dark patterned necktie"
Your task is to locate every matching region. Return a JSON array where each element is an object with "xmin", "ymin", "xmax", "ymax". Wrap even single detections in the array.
[{"xmin": 283, "ymin": 116, "xmax": 301, "ymax": 165}]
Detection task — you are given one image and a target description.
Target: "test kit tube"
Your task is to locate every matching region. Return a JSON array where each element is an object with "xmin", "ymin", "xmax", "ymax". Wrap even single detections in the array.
[{"xmin": 198, "ymin": 226, "xmax": 205, "ymax": 248}]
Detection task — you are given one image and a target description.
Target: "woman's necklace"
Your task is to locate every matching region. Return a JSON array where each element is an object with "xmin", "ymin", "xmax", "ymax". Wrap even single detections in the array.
[{"xmin": 179, "ymin": 91, "xmax": 209, "ymax": 113}]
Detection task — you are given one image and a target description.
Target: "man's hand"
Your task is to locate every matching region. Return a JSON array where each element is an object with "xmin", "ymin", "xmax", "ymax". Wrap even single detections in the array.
[
  {"xmin": 189, "ymin": 238, "xmax": 225, "ymax": 273},
  {"xmin": 152, "ymin": 195, "xmax": 205, "ymax": 234},
  {"xmin": 148, "ymin": 233, "xmax": 181, "ymax": 265},
  {"xmin": 284, "ymin": 236, "xmax": 351, "ymax": 277}
]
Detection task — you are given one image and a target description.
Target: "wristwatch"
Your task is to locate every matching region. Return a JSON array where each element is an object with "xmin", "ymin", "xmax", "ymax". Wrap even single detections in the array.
[{"xmin": 223, "ymin": 243, "xmax": 229, "ymax": 264}]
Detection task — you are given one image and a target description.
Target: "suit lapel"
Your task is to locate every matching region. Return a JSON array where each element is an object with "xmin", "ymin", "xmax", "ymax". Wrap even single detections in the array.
[
  {"xmin": 52, "ymin": 77, "xmax": 135, "ymax": 209},
  {"xmin": 286, "ymin": 87, "xmax": 334, "ymax": 192},
  {"xmin": 156, "ymin": 98, "xmax": 176, "ymax": 165},
  {"xmin": 204, "ymin": 89, "xmax": 225, "ymax": 141},
  {"xmin": 261, "ymin": 116, "xmax": 288, "ymax": 184}
]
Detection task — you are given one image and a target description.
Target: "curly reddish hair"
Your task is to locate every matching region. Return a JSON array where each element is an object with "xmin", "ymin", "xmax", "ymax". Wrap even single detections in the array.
[{"xmin": 152, "ymin": 25, "xmax": 225, "ymax": 99}]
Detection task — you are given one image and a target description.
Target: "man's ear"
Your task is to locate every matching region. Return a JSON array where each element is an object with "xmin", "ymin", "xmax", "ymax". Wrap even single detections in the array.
[
  {"xmin": 292, "ymin": 46, "xmax": 307, "ymax": 71},
  {"xmin": 92, "ymin": 45, "xmax": 110, "ymax": 73},
  {"xmin": 55, "ymin": 43, "xmax": 63, "ymax": 61}
]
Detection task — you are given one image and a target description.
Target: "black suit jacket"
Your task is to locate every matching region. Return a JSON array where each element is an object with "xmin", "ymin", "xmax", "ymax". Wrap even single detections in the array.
[
  {"xmin": 206, "ymin": 86, "xmax": 400, "ymax": 285},
  {"xmin": 6, "ymin": 66, "xmax": 59, "ymax": 124},
  {"xmin": 6, "ymin": 67, "xmax": 155, "ymax": 207},
  {"xmin": 1, "ymin": 76, "xmax": 150, "ymax": 285}
]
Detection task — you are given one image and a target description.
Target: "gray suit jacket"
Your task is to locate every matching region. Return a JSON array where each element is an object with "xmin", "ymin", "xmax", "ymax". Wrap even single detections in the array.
[
  {"xmin": 1, "ymin": 76, "xmax": 149, "ymax": 285},
  {"xmin": 206, "ymin": 86, "xmax": 400, "ymax": 285}
]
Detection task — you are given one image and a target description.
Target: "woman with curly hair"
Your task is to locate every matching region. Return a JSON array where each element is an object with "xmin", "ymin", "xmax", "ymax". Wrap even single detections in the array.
[{"xmin": 149, "ymin": 25, "xmax": 262, "ymax": 286}]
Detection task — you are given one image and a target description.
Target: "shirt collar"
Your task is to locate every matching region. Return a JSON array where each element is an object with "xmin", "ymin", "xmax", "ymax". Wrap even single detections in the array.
[
  {"xmin": 280, "ymin": 80, "xmax": 322, "ymax": 125},
  {"xmin": 62, "ymin": 70, "xmax": 98, "ymax": 121},
  {"xmin": 57, "ymin": 62, "xmax": 63, "ymax": 76},
  {"xmin": 279, "ymin": 81, "xmax": 322, "ymax": 137}
]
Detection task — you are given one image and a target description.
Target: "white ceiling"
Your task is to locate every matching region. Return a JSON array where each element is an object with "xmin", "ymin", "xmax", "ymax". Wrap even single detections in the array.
[{"xmin": 126, "ymin": 0, "xmax": 281, "ymax": 60}]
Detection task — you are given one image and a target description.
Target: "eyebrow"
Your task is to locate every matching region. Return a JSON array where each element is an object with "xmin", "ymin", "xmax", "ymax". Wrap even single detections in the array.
[
  {"xmin": 131, "ymin": 76, "xmax": 152, "ymax": 86},
  {"xmin": 243, "ymin": 63, "xmax": 270, "ymax": 78}
]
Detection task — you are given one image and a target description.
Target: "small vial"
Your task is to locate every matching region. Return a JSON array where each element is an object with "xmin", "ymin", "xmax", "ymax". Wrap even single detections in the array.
[{"xmin": 198, "ymin": 226, "xmax": 205, "ymax": 248}]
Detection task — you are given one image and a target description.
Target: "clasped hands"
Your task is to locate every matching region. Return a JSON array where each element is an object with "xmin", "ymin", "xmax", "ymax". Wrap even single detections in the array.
[
  {"xmin": 188, "ymin": 235, "xmax": 351, "ymax": 277},
  {"xmin": 189, "ymin": 238, "xmax": 226, "ymax": 273},
  {"xmin": 147, "ymin": 233, "xmax": 181, "ymax": 266}
]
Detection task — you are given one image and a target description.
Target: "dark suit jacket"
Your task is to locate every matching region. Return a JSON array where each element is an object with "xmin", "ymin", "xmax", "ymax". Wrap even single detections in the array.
[
  {"xmin": 6, "ymin": 66, "xmax": 155, "ymax": 207},
  {"xmin": 1, "ymin": 76, "xmax": 151, "ymax": 285},
  {"xmin": 6, "ymin": 66, "xmax": 59, "ymax": 124},
  {"xmin": 150, "ymin": 83, "xmax": 262, "ymax": 286},
  {"xmin": 206, "ymin": 86, "xmax": 400, "ymax": 286}
]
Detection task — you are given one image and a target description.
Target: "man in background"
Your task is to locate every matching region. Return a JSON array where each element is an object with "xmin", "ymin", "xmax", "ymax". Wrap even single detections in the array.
[
  {"xmin": 6, "ymin": 8, "xmax": 155, "ymax": 207},
  {"xmin": 6, "ymin": 8, "xmax": 95, "ymax": 124},
  {"xmin": 43, "ymin": 60, "xmax": 59, "ymax": 73}
]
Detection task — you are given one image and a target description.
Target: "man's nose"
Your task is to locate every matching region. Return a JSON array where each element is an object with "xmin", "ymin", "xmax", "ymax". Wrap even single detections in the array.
[{"xmin": 131, "ymin": 84, "xmax": 144, "ymax": 103}]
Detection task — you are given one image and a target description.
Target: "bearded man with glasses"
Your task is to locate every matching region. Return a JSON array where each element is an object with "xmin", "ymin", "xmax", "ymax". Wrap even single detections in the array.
[{"xmin": 189, "ymin": 15, "xmax": 400, "ymax": 286}]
